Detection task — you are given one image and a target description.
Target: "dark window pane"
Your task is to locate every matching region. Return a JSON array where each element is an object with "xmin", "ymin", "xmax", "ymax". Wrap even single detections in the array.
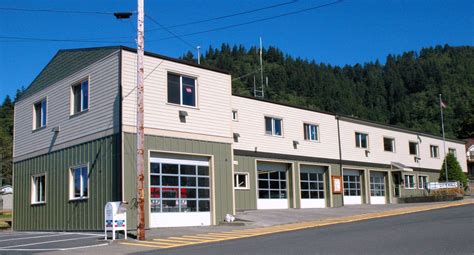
[
  {"xmin": 35, "ymin": 103, "xmax": 42, "ymax": 128},
  {"xmin": 269, "ymin": 171, "xmax": 279, "ymax": 180},
  {"xmin": 310, "ymin": 191, "xmax": 319, "ymax": 199},
  {"xmin": 309, "ymin": 173, "xmax": 317, "ymax": 181},
  {"xmin": 350, "ymin": 190, "xmax": 356, "ymax": 196},
  {"xmin": 162, "ymin": 188, "xmax": 179, "ymax": 198},
  {"xmin": 258, "ymin": 172, "xmax": 268, "ymax": 179},
  {"xmin": 150, "ymin": 187, "xmax": 161, "ymax": 198},
  {"xmin": 162, "ymin": 176, "xmax": 179, "ymax": 186},
  {"xmin": 301, "ymin": 182, "xmax": 308, "ymax": 190},
  {"xmin": 74, "ymin": 169, "xmax": 81, "ymax": 197},
  {"xmin": 180, "ymin": 165, "xmax": 196, "ymax": 175},
  {"xmin": 280, "ymin": 180, "xmax": 286, "ymax": 190},
  {"xmin": 81, "ymin": 167, "xmax": 88, "ymax": 197},
  {"xmin": 274, "ymin": 119, "xmax": 282, "ymax": 135},
  {"xmin": 310, "ymin": 182, "xmax": 318, "ymax": 190},
  {"xmin": 301, "ymin": 191, "xmax": 309, "ymax": 199},
  {"xmin": 270, "ymin": 190, "xmax": 280, "ymax": 198},
  {"xmin": 162, "ymin": 164, "xmax": 178, "ymax": 174},
  {"xmin": 151, "ymin": 163, "xmax": 160, "ymax": 174},
  {"xmin": 198, "ymin": 189, "xmax": 209, "ymax": 199},
  {"xmin": 198, "ymin": 177, "xmax": 209, "ymax": 187},
  {"xmin": 279, "ymin": 171, "xmax": 286, "ymax": 180},
  {"xmin": 181, "ymin": 176, "xmax": 196, "ymax": 187},
  {"xmin": 151, "ymin": 175, "xmax": 160, "ymax": 186},
  {"xmin": 198, "ymin": 166, "xmax": 209, "ymax": 176},
  {"xmin": 167, "ymin": 73, "xmax": 180, "ymax": 104},
  {"xmin": 182, "ymin": 77, "xmax": 196, "ymax": 106},
  {"xmin": 300, "ymin": 173, "xmax": 308, "ymax": 181},
  {"xmin": 319, "ymin": 191, "xmax": 325, "ymax": 198},
  {"xmin": 270, "ymin": 181, "xmax": 279, "ymax": 189},
  {"xmin": 183, "ymin": 200, "xmax": 197, "ymax": 212},
  {"xmin": 162, "ymin": 199, "xmax": 179, "ymax": 212},
  {"xmin": 258, "ymin": 180, "xmax": 268, "ymax": 189},
  {"xmin": 259, "ymin": 190, "xmax": 269, "ymax": 198},
  {"xmin": 181, "ymin": 188, "xmax": 196, "ymax": 199},
  {"xmin": 265, "ymin": 117, "xmax": 272, "ymax": 134},
  {"xmin": 280, "ymin": 190, "xmax": 287, "ymax": 198},
  {"xmin": 81, "ymin": 81, "xmax": 89, "ymax": 110},
  {"xmin": 198, "ymin": 200, "xmax": 210, "ymax": 212},
  {"xmin": 73, "ymin": 84, "xmax": 81, "ymax": 113}
]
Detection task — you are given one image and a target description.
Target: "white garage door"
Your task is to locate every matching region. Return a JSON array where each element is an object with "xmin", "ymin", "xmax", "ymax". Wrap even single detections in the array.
[
  {"xmin": 149, "ymin": 156, "xmax": 211, "ymax": 228},
  {"xmin": 344, "ymin": 169, "xmax": 362, "ymax": 205},
  {"xmin": 300, "ymin": 165, "xmax": 326, "ymax": 208},
  {"xmin": 257, "ymin": 162, "xmax": 288, "ymax": 209},
  {"xmin": 370, "ymin": 171, "xmax": 386, "ymax": 204}
]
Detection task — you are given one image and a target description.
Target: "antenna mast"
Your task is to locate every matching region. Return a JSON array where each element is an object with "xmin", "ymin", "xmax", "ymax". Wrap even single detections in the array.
[{"xmin": 254, "ymin": 37, "xmax": 265, "ymax": 98}]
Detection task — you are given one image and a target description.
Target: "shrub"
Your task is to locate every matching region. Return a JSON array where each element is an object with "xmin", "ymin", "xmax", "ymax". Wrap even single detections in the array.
[
  {"xmin": 439, "ymin": 153, "xmax": 468, "ymax": 189},
  {"xmin": 431, "ymin": 187, "xmax": 464, "ymax": 197}
]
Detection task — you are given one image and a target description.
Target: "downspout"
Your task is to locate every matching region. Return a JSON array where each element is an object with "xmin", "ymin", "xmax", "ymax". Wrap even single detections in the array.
[{"xmin": 336, "ymin": 115, "xmax": 344, "ymax": 206}]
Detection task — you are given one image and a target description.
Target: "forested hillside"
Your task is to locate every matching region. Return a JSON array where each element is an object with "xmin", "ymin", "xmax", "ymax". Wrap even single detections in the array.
[{"xmin": 183, "ymin": 44, "xmax": 473, "ymax": 140}]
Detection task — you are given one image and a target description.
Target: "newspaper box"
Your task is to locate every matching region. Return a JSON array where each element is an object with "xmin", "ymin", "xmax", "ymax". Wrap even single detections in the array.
[{"xmin": 104, "ymin": 202, "xmax": 127, "ymax": 240}]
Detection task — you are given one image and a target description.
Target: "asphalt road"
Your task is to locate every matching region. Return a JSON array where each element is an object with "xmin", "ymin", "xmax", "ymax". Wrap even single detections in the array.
[{"xmin": 137, "ymin": 204, "xmax": 474, "ymax": 255}]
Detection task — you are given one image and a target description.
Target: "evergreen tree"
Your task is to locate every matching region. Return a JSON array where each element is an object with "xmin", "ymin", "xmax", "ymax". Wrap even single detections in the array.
[{"xmin": 439, "ymin": 153, "xmax": 468, "ymax": 189}]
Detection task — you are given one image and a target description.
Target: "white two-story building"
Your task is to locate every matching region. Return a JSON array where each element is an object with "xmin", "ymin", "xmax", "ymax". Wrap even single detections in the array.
[{"xmin": 13, "ymin": 46, "xmax": 467, "ymax": 231}]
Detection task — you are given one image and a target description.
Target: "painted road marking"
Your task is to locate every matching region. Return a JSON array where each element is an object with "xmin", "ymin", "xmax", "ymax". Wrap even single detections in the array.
[
  {"xmin": 0, "ymin": 235, "xmax": 98, "ymax": 249},
  {"xmin": 0, "ymin": 233, "xmax": 75, "ymax": 243},
  {"xmin": 119, "ymin": 200, "xmax": 473, "ymax": 250}
]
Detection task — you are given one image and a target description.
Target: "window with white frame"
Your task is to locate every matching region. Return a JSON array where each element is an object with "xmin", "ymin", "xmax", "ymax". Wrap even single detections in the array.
[
  {"xmin": 265, "ymin": 116, "xmax": 282, "ymax": 136},
  {"xmin": 234, "ymin": 173, "xmax": 249, "ymax": 189},
  {"xmin": 232, "ymin": 110, "xmax": 238, "ymax": 121},
  {"xmin": 430, "ymin": 145, "xmax": 439, "ymax": 158},
  {"xmin": 418, "ymin": 175, "xmax": 428, "ymax": 189},
  {"xmin": 33, "ymin": 99, "xmax": 47, "ymax": 130},
  {"xmin": 404, "ymin": 175, "xmax": 415, "ymax": 189},
  {"xmin": 31, "ymin": 174, "xmax": 46, "ymax": 204},
  {"xmin": 303, "ymin": 123, "xmax": 319, "ymax": 141},
  {"xmin": 383, "ymin": 137, "xmax": 395, "ymax": 152},
  {"xmin": 167, "ymin": 73, "xmax": 197, "ymax": 107},
  {"xmin": 343, "ymin": 175, "xmax": 361, "ymax": 196},
  {"xmin": 71, "ymin": 79, "xmax": 89, "ymax": 115},
  {"xmin": 370, "ymin": 176, "xmax": 385, "ymax": 196},
  {"xmin": 355, "ymin": 132, "xmax": 368, "ymax": 148},
  {"xmin": 409, "ymin": 142, "xmax": 419, "ymax": 155},
  {"xmin": 70, "ymin": 165, "xmax": 89, "ymax": 199},
  {"xmin": 448, "ymin": 148, "xmax": 456, "ymax": 157},
  {"xmin": 258, "ymin": 170, "xmax": 286, "ymax": 199}
]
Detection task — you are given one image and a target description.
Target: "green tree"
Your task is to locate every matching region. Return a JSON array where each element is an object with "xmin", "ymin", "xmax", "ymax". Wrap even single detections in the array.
[{"xmin": 439, "ymin": 153, "xmax": 468, "ymax": 189}]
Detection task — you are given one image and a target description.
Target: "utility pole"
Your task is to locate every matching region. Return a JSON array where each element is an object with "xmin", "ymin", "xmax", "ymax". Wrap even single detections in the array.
[
  {"xmin": 259, "ymin": 37, "xmax": 264, "ymax": 98},
  {"xmin": 136, "ymin": 0, "xmax": 146, "ymax": 241}
]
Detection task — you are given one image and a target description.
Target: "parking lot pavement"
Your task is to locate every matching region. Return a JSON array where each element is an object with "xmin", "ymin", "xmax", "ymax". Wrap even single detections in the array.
[{"xmin": 0, "ymin": 231, "xmax": 108, "ymax": 253}]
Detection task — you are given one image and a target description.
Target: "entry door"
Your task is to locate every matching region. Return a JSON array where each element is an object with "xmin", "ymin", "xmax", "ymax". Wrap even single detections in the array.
[
  {"xmin": 392, "ymin": 173, "xmax": 400, "ymax": 197},
  {"xmin": 370, "ymin": 172, "xmax": 386, "ymax": 204},
  {"xmin": 343, "ymin": 170, "xmax": 362, "ymax": 205},
  {"xmin": 149, "ymin": 157, "xmax": 211, "ymax": 228},
  {"xmin": 257, "ymin": 163, "xmax": 288, "ymax": 209},
  {"xmin": 300, "ymin": 166, "xmax": 326, "ymax": 208}
]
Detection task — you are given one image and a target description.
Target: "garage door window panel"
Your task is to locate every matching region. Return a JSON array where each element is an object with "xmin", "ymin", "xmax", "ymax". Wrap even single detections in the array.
[{"xmin": 300, "ymin": 171, "xmax": 325, "ymax": 199}]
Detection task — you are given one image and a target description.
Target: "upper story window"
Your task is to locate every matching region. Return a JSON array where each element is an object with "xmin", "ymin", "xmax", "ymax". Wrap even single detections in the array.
[
  {"xmin": 71, "ymin": 80, "xmax": 89, "ymax": 115},
  {"xmin": 303, "ymin": 123, "xmax": 319, "ymax": 141},
  {"xmin": 409, "ymin": 141, "xmax": 419, "ymax": 156},
  {"xmin": 383, "ymin": 137, "xmax": 395, "ymax": 152},
  {"xmin": 232, "ymin": 110, "xmax": 238, "ymax": 121},
  {"xmin": 265, "ymin": 116, "xmax": 282, "ymax": 136},
  {"xmin": 33, "ymin": 99, "xmax": 47, "ymax": 130},
  {"xmin": 448, "ymin": 148, "xmax": 456, "ymax": 157},
  {"xmin": 167, "ymin": 73, "xmax": 196, "ymax": 107},
  {"xmin": 355, "ymin": 132, "xmax": 368, "ymax": 148},
  {"xmin": 31, "ymin": 174, "xmax": 46, "ymax": 204},
  {"xmin": 70, "ymin": 165, "xmax": 89, "ymax": 200},
  {"xmin": 430, "ymin": 145, "xmax": 439, "ymax": 158}
]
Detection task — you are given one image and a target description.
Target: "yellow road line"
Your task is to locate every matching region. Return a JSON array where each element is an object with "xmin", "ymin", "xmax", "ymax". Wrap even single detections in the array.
[
  {"xmin": 120, "ymin": 242, "xmax": 174, "ymax": 249},
  {"xmin": 152, "ymin": 239, "xmax": 201, "ymax": 244}
]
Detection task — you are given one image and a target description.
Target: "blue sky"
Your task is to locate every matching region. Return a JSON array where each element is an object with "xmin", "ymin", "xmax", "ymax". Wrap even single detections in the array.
[{"xmin": 0, "ymin": 0, "xmax": 473, "ymax": 100}]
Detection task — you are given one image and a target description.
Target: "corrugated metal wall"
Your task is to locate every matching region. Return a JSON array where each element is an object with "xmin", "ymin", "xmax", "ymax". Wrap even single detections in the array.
[
  {"xmin": 122, "ymin": 133, "xmax": 234, "ymax": 228},
  {"xmin": 13, "ymin": 135, "xmax": 120, "ymax": 231}
]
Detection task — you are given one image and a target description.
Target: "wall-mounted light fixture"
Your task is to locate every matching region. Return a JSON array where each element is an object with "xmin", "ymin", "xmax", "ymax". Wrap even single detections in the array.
[
  {"xmin": 293, "ymin": 140, "xmax": 299, "ymax": 149},
  {"xmin": 365, "ymin": 149, "xmax": 370, "ymax": 157},
  {"xmin": 233, "ymin": 133, "xmax": 240, "ymax": 142},
  {"xmin": 179, "ymin": 110, "xmax": 188, "ymax": 123}
]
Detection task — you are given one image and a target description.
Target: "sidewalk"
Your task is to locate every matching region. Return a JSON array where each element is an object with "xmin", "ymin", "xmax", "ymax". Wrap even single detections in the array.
[{"xmin": 142, "ymin": 198, "xmax": 473, "ymax": 240}]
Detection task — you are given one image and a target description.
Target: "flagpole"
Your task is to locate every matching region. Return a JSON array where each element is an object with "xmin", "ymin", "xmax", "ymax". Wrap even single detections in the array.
[{"xmin": 439, "ymin": 94, "xmax": 448, "ymax": 184}]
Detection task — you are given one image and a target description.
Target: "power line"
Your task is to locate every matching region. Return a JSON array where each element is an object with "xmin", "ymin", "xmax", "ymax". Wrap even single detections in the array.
[
  {"xmin": 0, "ymin": 36, "xmax": 131, "ymax": 44},
  {"xmin": 146, "ymin": 0, "xmax": 298, "ymax": 32},
  {"xmin": 145, "ymin": 14, "xmax": 195, "ymax": 51},
  {"xmin": 148, "ymin": 0, "xmax": 343, "ymax": 42},
  {"xmin": 0, "ymin": 6, "xmax": 115, "ymax": 16}
]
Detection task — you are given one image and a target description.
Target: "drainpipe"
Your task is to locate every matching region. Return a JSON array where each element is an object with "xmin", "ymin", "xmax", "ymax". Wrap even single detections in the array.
[{"xmin": 335, "ymin": 115, "xmax": 344, "ymax": 206}]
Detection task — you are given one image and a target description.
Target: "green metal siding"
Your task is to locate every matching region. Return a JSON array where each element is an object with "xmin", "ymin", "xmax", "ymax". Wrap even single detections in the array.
[
  {"xmin": 13, "ymin": 135, "xmax": 120, "ymax": 231},
  {"xmin": 122, "ymin": 133, "xmax": 234, "ymax": 228},
  {"xmin": 400, "ymin": 171, "xmax": 440, "ymax": 197},
  {"xmin": 234, "ymin": 155, "xmax": 257, "ymax": 210}
]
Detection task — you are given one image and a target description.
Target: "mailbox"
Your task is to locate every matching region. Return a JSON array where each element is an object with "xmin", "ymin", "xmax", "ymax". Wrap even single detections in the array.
[{"xmin": 104, "ymin": 201, "xmax": 127, "ymax": 240}]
